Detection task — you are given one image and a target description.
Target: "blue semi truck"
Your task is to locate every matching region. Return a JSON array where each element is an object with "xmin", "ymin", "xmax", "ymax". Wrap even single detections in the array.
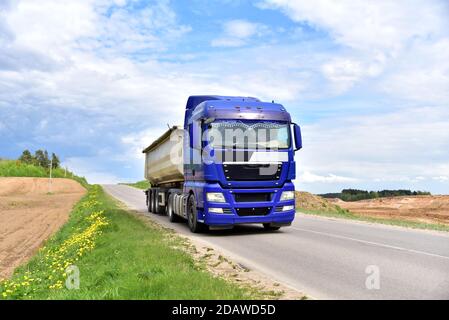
[{"xmin": 143, "ymin": 95, "xmax": 302, "ymax": 233}]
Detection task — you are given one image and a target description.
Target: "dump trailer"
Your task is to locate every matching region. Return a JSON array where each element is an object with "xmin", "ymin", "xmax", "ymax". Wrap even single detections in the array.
[{"xmin": 143, "ymin": 95, "xmax": 302, "ymax": 233}]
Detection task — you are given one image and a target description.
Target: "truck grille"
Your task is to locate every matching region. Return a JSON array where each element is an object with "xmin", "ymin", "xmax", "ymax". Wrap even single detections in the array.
[
  {"xmin": 234, "ymin": 193, "xmax": 272, "ymax": 202},
  {"xmin": 236, "ymin": 207, "xmax": 272, "ymax": 216},
  {"xmin": 223, "ymin": 163, "xmax": 281, "ymax": 181}
]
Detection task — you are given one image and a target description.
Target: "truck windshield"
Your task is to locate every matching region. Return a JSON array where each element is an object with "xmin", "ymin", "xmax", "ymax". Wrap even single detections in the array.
[{"xmin": 206, "ymin": 120, "xmax": 290, "ymax": 150}]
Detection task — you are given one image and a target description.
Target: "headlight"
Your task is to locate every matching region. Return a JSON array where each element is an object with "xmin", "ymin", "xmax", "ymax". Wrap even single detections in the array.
[
  {"xmin": 206, "ymin": 192, "xmax": 226, "ymax": 203},
  {"xmin": 209, "ymin": 208, "xmax": 223, "ymax": 214},
  {"xmin": 280, "ymin": 191, "xmax": 295, "ymax": 201},
  {"xmin": 282, "ymin": 205, "xmax": 294, "ymax": 211}
]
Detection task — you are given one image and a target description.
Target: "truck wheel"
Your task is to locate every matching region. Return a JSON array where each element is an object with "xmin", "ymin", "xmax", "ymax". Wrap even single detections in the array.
[
  {"xmin": 187, "ymin": 195, "xmax": 206, "ymax": 233},
  {"xmin": 167, "ymin": 194, "xmax": 179, "ymax": 222},
  {"xmin": 263, "ymin": 223, "xmax": 281, "ymax": 231}
]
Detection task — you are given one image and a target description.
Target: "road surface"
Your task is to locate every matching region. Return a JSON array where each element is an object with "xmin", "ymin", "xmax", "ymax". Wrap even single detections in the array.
[{"xmin": 103, "ymin": 184, "xmax": 449, "ymax": 299}]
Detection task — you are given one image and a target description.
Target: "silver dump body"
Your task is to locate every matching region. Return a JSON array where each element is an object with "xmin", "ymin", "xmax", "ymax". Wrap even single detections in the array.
[{"xmin": 143, "ymin": 126, "xmax": 184, "ymax": 187}]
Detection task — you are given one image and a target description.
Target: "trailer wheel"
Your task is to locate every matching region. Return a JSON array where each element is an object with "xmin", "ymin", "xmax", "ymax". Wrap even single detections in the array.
[
  {"xmin": 149, "ymin": 190, "xmax": 153, "ymax": 212},
  {"xmin": 154, "ymin": 190, "xmax": 160, "ymax": 214},
  {"xmin": 167, "ymin": 193, "xmax": 179, "ymax": 222},
  {"xmin": 146, "ymin": 191, "xmax": 151, "ymax": 213},
  {"xmin": 263, "ymin": 223, "xmax": 281, "ymax": 231},
  {"xmin": 150, "ymin": 190, "xmax": 157, "ymax": 214},
  {"xmin": 187, "ymin": 195, "xmax": 206, "ymax": 233}
]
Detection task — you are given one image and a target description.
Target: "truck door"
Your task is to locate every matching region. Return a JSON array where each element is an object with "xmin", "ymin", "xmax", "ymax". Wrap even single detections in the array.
[{"xmin": 184, "ymin": 121, "xmax": 202, "ymax": 181}]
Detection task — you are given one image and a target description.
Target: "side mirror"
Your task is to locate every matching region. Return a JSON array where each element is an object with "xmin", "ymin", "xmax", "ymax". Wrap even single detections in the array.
[{"xmin": 293, "ymin": 123, "xmax": 302, "ymax": 151}]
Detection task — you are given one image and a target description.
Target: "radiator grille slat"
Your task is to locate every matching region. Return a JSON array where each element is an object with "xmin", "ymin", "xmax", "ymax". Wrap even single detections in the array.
[
  {"xmin": 223, "ymin": 163, "xmax": 282, "ymax": 181},
  {"xmin": 234, "ymin": 193, "xmax": 272, "ymax": 202}
]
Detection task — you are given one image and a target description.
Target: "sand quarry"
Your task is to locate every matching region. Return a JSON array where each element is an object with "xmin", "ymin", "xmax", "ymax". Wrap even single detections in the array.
[
  {"xmin": 331, "ymin": 195, "xmax": 449, "ymax": 225},
  {"xmin": 0, "ymin": 177, "xmax": 85, "ymax": 279},
  {"xmin": 296, "ymin": 191, "xmax": 449, "ymax": 226}
]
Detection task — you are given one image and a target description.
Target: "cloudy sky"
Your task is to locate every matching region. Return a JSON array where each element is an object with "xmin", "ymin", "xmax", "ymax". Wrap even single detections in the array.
[{"xmin": 1, "ymin": 0, "xmax": 448, "ymax": 194}]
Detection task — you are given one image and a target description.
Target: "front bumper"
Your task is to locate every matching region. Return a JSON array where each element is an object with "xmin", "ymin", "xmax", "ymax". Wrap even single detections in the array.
[{"xmin": 201, "ymin": 182, "xmax": 295, "ymax": 226}]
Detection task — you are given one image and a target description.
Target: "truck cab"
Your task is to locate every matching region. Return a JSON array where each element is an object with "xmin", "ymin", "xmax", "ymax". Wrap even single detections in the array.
[{"xmin": 143, "ymin": 95, "xmax": 302, "ymax": 233}]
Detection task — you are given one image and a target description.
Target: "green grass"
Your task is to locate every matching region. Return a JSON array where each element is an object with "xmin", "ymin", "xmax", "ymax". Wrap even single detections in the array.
[
  {"xmin": 121, "ymin": 180, "xmax": 150, "ymax": 190},
  {"xmin": 298, "ymin": 207, "xmax": 449, "ymax": 232},
  {"xmin": 1, "ymin": 185, "xmax": 256, "ymax": 300},
  {"xmin": 0, "ymin": 160, "xmax": 88, "ymax": 187}
]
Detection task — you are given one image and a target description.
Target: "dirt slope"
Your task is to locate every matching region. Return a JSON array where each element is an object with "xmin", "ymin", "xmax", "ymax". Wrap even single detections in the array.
[
  {"xmin": 333, "ymin": 195, "xmax": 449, "ymax": 225},
  {"xmin": 0, "ymin": 177, "xmax": 86, "ymax": 279},
  {"xmin": 295, "ymin": 191, "xmax": 340, "ymax": 212}
]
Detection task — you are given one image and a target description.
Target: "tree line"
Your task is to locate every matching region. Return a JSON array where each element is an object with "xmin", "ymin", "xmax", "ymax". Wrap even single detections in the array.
[
  {"xmin": 18, "ymin": 149, "xmax": 61, "ymax": 169},
  {"xmin": 320, "ymin": 189, "xmax": 431, "ymax": 201}
]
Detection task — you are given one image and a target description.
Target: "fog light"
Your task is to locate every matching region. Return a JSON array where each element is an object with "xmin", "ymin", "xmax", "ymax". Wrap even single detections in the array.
[
  {"xmin": 209, "ymin": 208, "xmax": 223, "ymax": 214},
  {"xmin": 282, "ymin": 205, "xmax": 294, "ymax": 211}
]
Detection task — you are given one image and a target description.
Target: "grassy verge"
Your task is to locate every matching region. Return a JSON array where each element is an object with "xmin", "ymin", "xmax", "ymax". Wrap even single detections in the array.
[
  {"xmin": 0, "ymin": 185, "xmax": 257, "ymax": 300},
  {"xmin": 0, "ymin": 160, "xmax": 87, "ymax": 187},
  {"xmin": 120, "ymin": 180, "xmax": 150, "ymax": 190},
  {"xmin": 298, "ymin": 207, "xmax": 449, "ymax": 232}
]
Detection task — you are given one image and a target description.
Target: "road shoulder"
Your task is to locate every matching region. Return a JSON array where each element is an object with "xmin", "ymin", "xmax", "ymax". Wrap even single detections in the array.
[{"xmin": 113, "ymin": 202, "xmax": 309, "ymax": 300}]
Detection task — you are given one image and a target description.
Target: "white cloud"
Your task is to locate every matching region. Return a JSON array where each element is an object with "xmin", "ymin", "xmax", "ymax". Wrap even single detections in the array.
[
  {"xmin": 297, "ymin": 105, "xmax": 449, "ymax": 187},
  {"xmin": 299, "ymin": 171, "xmax": 358, "ymax": 183},
  {"xmin": 0, "ymin": 0, "xmax": 199, "ymax": 119},
  {"xmin": 62, "ymin": 157, "xmax": 122, "ymax": 184},
  {"xmin": 380, "ymin": 38, "xmax": 449, "ymax": 104},
  {"xmin": 433, "ymin": 176, "xmax": 449, "ymax": 182},
  {"xmin": 225, "ymin": 19, "xmax": 261, "ymax": 38},
  {"xmin": 121, "ymin": 127, "xmax": 173, "ymax": 160},
  {"xmin": 321, "ymin": 55, "xmax": 385, "ymax": 93},
  {"xmin": 259, "ymin": 0, "xmax": 448, "ymax": 52},
  {"xmin": 0, "ymin": 0, "xmax": 191, "ymax": 68},
  {"xmin": 259, "ymin": 0, "xmax": 449, "ymax": 100},
  {"xmin": 211, "ymin": 19, "xmax": 269, "ymax": 47}
]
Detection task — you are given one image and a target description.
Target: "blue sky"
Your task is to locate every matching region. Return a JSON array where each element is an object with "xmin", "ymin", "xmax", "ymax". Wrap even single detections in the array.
[{"xmin": 1, "ymin": 0, "xmax": 449, "ymax": 194}]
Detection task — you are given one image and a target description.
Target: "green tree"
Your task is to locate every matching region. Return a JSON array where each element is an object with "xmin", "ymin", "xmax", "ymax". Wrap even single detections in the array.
[
  {"xmin": 18, "ymin": 149, "xmax": 34, "ymax": 164},
  {"xmin": 34, "ymin": 149, "xmax": 50, "ymax": 168},
  {"xmin": 51, "ymin": 153, "xmax": 60, "ymax": 169}
]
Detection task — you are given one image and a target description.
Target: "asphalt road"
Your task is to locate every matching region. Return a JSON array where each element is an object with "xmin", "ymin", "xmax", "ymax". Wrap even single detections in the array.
[{"xmin": 103, "ymin": 184, "xmax": 449, "ymax": 299}]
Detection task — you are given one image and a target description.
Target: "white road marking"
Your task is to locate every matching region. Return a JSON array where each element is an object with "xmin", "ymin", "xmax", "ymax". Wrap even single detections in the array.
[{"xmin": 291, "ymin": 226, "xmax": 449, "ymax": 261}]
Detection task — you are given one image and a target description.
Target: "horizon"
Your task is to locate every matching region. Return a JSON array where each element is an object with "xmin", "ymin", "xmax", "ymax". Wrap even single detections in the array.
[
  {"xmin": 1, "ymin": 0, "xmax": 448, "ymax": 194},
  {"xmin": 3, "ymin": 150, "xmax": 447, "ymax": 196}
]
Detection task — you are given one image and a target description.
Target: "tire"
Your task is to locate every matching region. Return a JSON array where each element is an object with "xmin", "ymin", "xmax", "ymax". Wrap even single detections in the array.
[
  {"xmin": 187, "ymin": 195, "xmax": 207, "ymax": 233},
  {"xmin": 151, "ymin": 190, "xmax": 157, "ymax": 214},
  {"xmin": 167, "ymin": 193, "xmax": 179, "ymax": 222},
  {"xmin": 263, "ymin": 223, "xmax": 281, "ymax": 231},
  {"xmin": 148, "ymin": 191, "xmax": 152, "ymax": 213},
  {"xmin": 154, "ymin": 190, "xmax": 160, "ymax": 214}
]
